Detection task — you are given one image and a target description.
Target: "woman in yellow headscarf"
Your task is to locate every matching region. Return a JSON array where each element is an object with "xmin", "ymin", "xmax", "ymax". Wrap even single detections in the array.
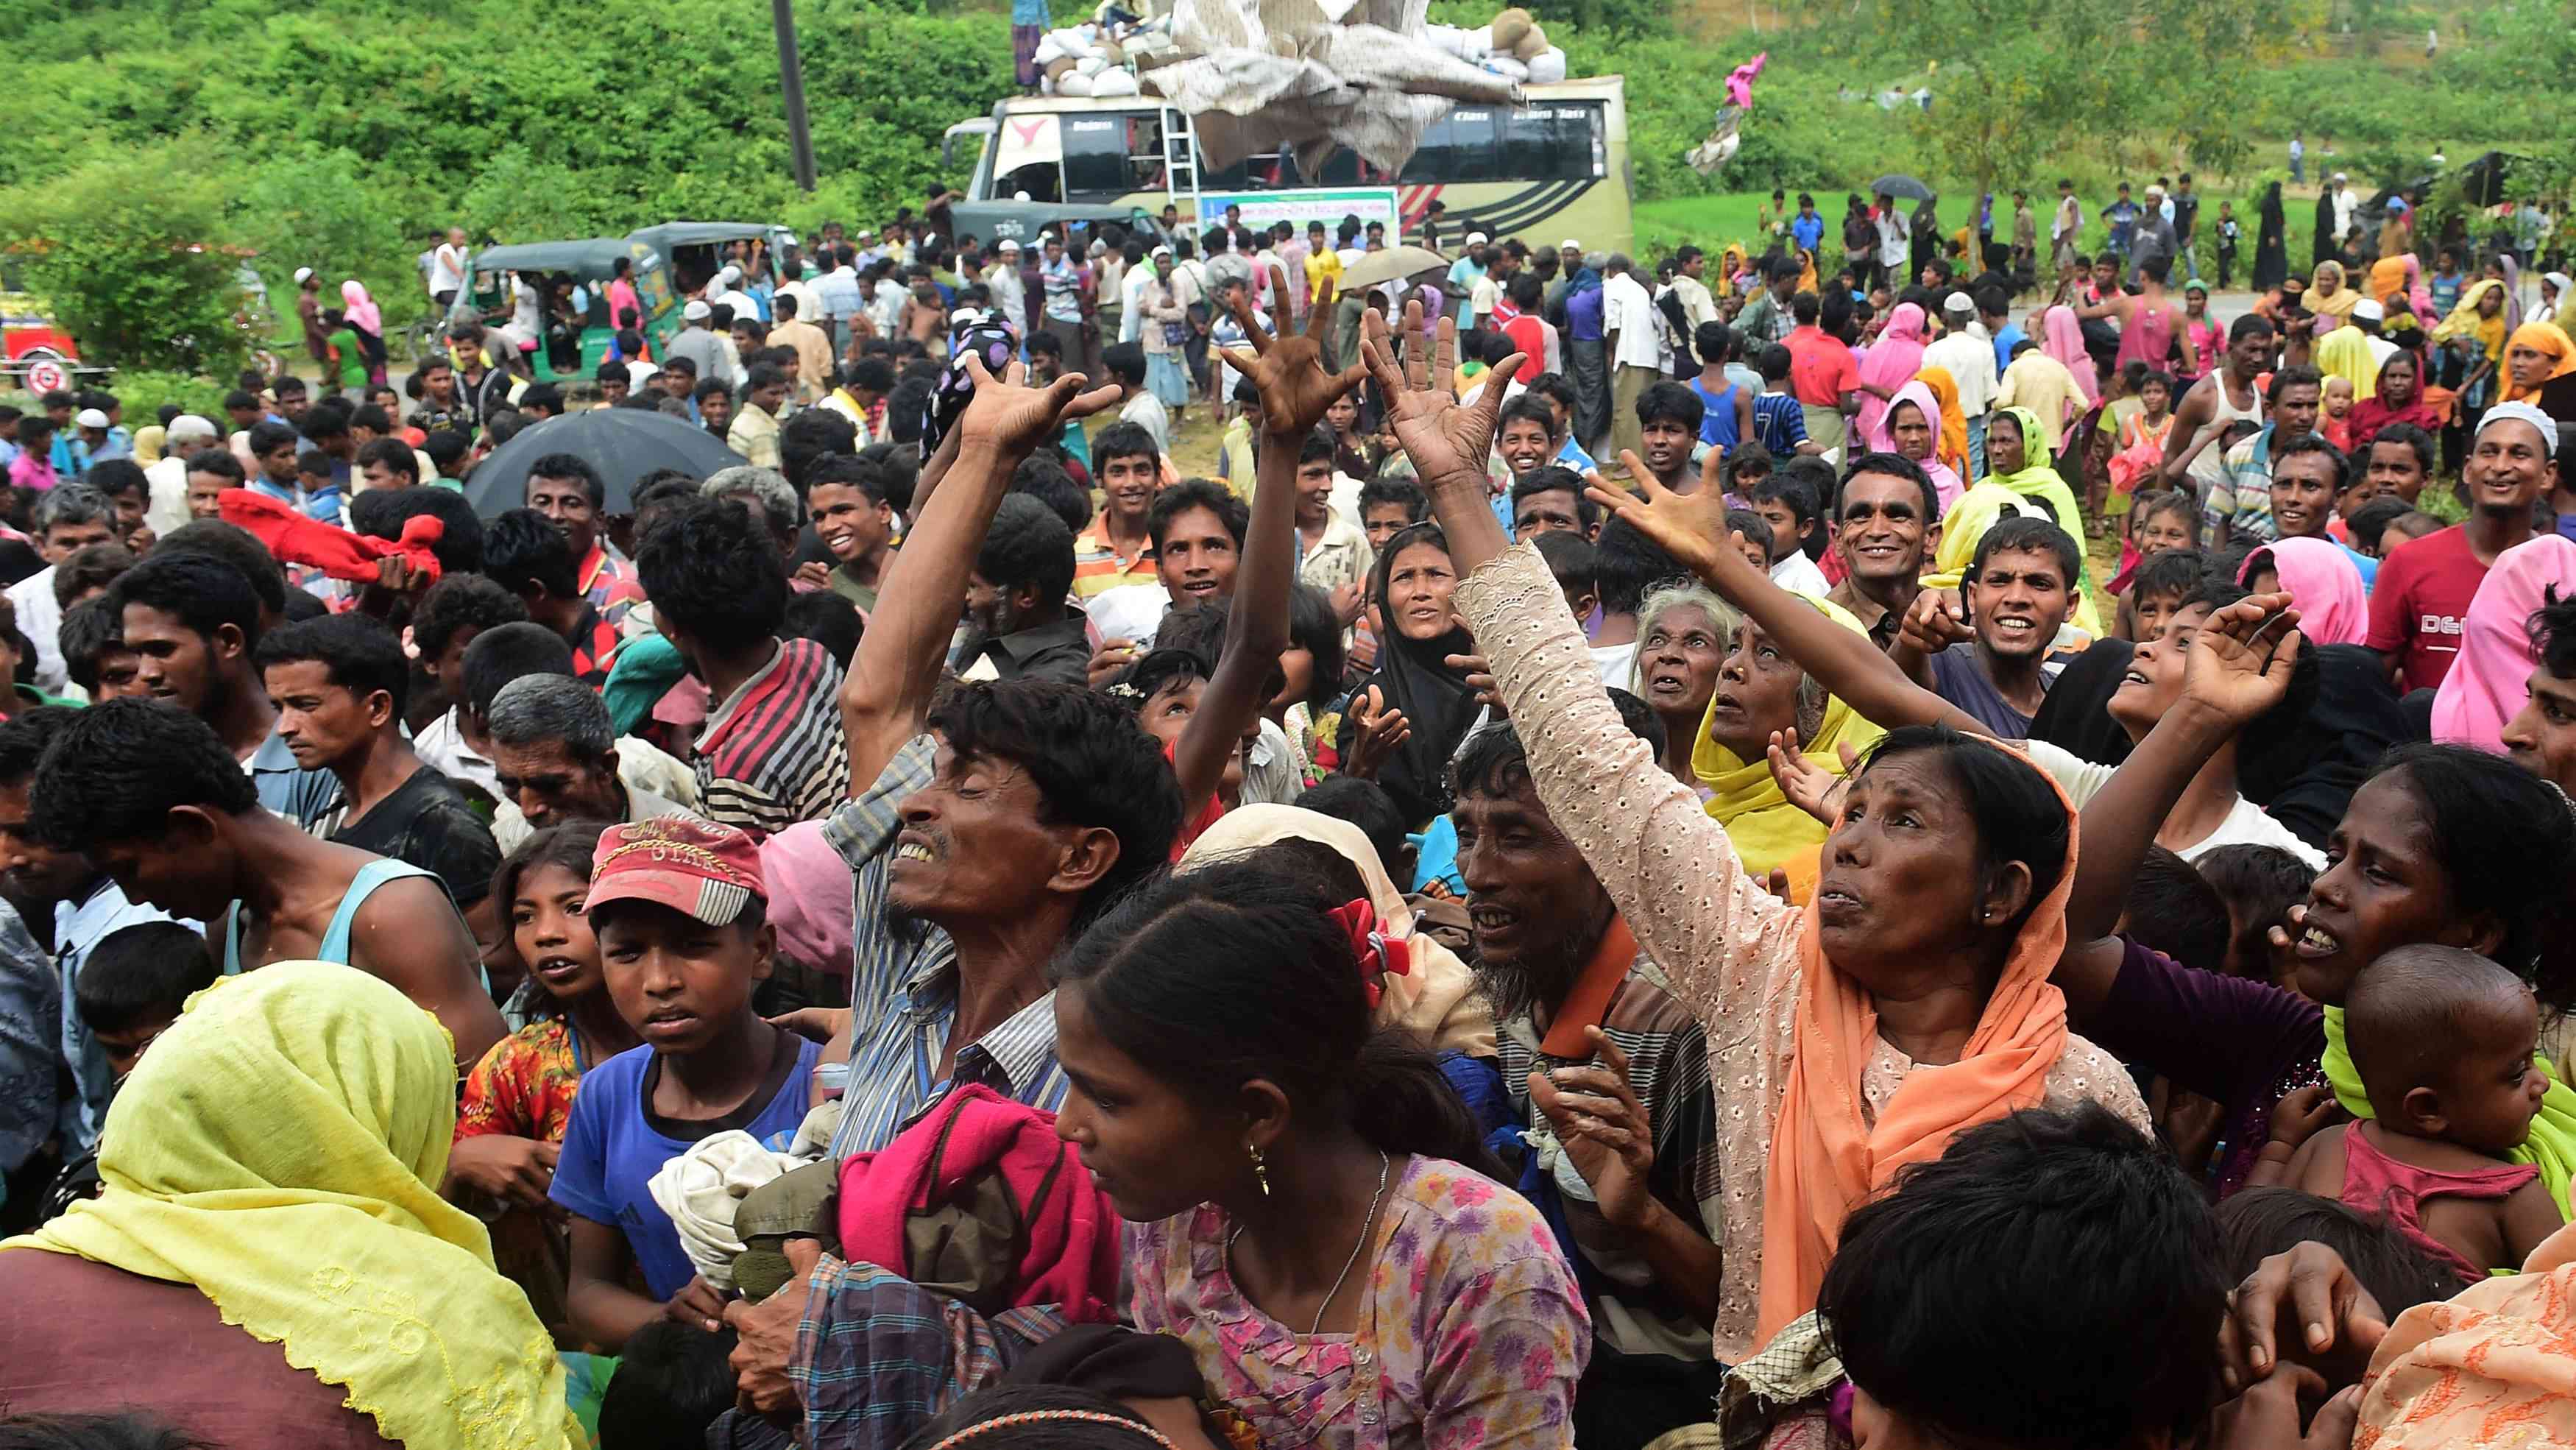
[
  {"xmin": 2435, "ymin": 278, "xmax": 2512, "ymax": 412},
  {"xmin": 1914, "ymin": 364, "xmax": 1972, "ymax": 482},
  {"xmin": 1692, "ymin": 591, "xmax": 1886, "ymax": 895},
  {"xmin": 2313, "ymin": 322, "xmax": 2382, "ymax": 399},
  {"xmin": 0, "ymin": 961, "xmax": 576, "ymax": 1450},
  {"xmin": 2502, "ymin": 319, "xmax": 2576, "ymax": 404},
  {"xmin": 2310, "ymin": 260, "xmax": 2360, "ymax": 324},
  {"xmin": 1927, "ymin": 405, "xmax": 2102, "ymax": 635}
]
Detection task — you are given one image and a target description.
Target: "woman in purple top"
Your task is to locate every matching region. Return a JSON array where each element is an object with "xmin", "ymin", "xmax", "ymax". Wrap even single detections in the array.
[{"xmin": 2053, "ymin": 601, "xmax": 2576, "ymax": 1198}]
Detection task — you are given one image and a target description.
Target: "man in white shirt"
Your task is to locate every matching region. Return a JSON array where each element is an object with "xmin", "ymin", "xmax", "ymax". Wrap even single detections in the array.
[
  {"xmin": 1875, "ymin": 198, "xmax": 1909, "ymax": 291},
  {"xmin": 1600, "ymin": 254, "xmax": 1662, "ymax": 472},
  {"xmin": 986, "ymin": 238, "xmax": 1028, "ymax": 337},
  {"xmin": 11, "ymin": 487, "xmax": 118, "ymax": 695},
  {"xmin": 2329, "ymin": 173, "xmax": 2359, "ymax": 252},
  {"xmin": 428, "ymin": 227, "xmax": 468, "ymax": 309},
  {"xmin": 1920, "ymin": 292, "xmax": 1998, "ymax": 475},
  {"xmin": 1468, "ymin": 244, "xmax": 1517, "ymax": 329},
  {"xmin": 1117, "ymin": 241, "xmax": 1154, "ymax": 345},
  {"xmin": 1447, "ymin": 232, "xmax": 1490, "ymax": 324},
  {"xmin": 1669, "ymin": 247, "xmax": 1719, "ymax": 332},
  {"xmin": 144, "ymin": 414, "xmax": 222, "ymax": 538}
]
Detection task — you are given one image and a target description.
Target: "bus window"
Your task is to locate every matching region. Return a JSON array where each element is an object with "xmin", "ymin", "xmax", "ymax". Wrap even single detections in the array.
[
  {"xmin": 1061, "ymin": 116, "xmax": 1133, "ymax": 200},
  {"xmin": 1003, "ymin": 163, "xmax": 1063, "ymax": 204},
  {"xmin": 1445, "ymin": 109, "xmax": 1502, "ymax": 182},
  {"xmin": 1498, "ymin": 106, "xmax": 1601, "ymax": 180},
  {"xmin": 1124, "ymin": 114, "xmax": 1170, "ymax": 194}
]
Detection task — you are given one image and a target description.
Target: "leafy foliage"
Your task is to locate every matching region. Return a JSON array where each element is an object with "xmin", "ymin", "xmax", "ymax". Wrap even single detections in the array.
[{"xmin": 0, "ymin": 141, "xmax": 251, "ymax": 374}]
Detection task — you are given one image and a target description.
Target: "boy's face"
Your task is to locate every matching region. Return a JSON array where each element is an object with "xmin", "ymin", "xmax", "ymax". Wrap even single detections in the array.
[
  {"xmin": 1733, "ymin": 531, "xmax": 1772, "ymax": 573},
  {"xmin": 1295, "ymin": 459, "xmax": 1335, "ymax": 521},
  {"xmin": 1512, "ymin": 487, "xmax": 1587, "ymax": 539},
  {"xmin": 2092, "ymin": 259, "xmax": 2116, "ymax": 291},
  {"xmin": 2131, "ymin": 588, "xmax": 2184, "ymax": 640},
  {"xmin": 1498, "ymin": 417, "xmax": 1555, "ymax": 478},
  {"xmin": 1362, "ymin": 502, "xmax": 1414, "ymax": 550},
  {"xmin": 98, "ymin": 1016, "xmax": 177, "ymax": 1080},
  {"xmin": 598, "ymin": 899, "xmax": 773, "ymax": 1054},
  {"xmin": 809, "ymin": 481, "xmax": 891, "ymax": 563},
  {"xmin": 1638, "ymin": 415, "xmax": 1694, "ymax": 478},
  {"xmin": 1099, "ymin": 453, "xmax": 1158, "ymax": 521},
  {"xmin": 2363, "ymin": 439, "xmax": 2427, "ymax": 505},
  {"xmin": 1753, "ymin": 498, "xmax": 1808, "ymax": 559},
  {"xmin": 1155, "ymin": 503, "xmax": 1238, "ymax": 605},
  {"xmin": 2140, "ymin": 381, "xmax": 2170, "ymax": 415}
]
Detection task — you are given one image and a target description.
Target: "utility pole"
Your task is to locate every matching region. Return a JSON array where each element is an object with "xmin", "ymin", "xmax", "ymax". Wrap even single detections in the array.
[{"xmin": 773, "ymin": 0, "xmax": 818, "ymax": 192}]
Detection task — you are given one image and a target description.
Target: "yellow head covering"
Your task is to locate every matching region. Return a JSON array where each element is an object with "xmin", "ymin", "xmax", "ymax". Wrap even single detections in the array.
[
  {"xmin": 2314, "ymin": 324, "xmax": 2381, "ymax": 398},
  {"xmin": 1691, "ymin": 593, "xmax": 1887, "ymax": 878},
  {"xmin": 1924, "ymin": 406, "xmax": 2103, "ymax": 635},
  {"xmin": 2434, "ymin": 278, "xmax": 2508, "ymax": 356},
  {"xmin": 4, "ymin": 963, "xmax": 573, "ymax": 1450},
  {"xmin": 2502, "ymin": 320, "xmax": 2576, "ymax": 404}
]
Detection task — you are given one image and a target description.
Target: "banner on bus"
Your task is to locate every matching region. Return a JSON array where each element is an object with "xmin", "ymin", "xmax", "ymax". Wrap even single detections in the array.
[{"xmin": 1198, "ymin": 188, "xmax": 1401, "ymax": 237}]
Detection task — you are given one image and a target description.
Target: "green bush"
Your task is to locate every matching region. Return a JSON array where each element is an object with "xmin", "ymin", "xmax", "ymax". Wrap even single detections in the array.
[
  {"xmin": 0, "ymin": 142, "xmax": 250, "ymax": 375},
  {"xmin": 104, "ymin": 369, "xmax": 236, "ymax": 423}
]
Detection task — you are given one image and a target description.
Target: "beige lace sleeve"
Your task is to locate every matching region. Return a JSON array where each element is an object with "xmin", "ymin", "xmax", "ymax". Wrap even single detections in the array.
[{"xmin": 1452, "ymin": 544, "xmax": 1805, "ymax": 1024}]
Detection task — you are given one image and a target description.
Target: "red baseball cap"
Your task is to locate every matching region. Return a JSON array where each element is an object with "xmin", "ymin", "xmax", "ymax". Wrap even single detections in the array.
[{"xmin": 588, "ymin": 818, "xmax": 766, "ymax": 926}]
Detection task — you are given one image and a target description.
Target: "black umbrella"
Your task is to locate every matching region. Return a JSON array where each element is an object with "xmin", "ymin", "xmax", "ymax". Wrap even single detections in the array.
[
  {"xmin": 1868, "ymin": 174, "xmax": 1934, "ymax": 202},
  {"xmin": 462, "ymin": 407, "xmax": 749, "ymax": 517}
]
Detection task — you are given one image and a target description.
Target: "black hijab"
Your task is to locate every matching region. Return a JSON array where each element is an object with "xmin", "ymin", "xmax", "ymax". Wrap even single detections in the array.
[
  {"xmin": 2237, "ymin": 643, "xmax": 2418, "ymax": 848},
  {"xmin": 1359, "ymin": 522, "xmax": 1484, "ymax": 825},
  {"xmin": 2028, "ymin": 637, "xmax": 2136, "ymax": 768}
]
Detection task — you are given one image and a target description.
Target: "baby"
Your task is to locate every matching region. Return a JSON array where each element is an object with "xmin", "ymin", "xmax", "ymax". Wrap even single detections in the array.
[
  {"xmin": 2251, "ymin": 944, "xmax": 2559, "ymax": 1284},
  {"xmin": 2320, "ymin": 375, "xmax": 2356, "ymax": 450}
]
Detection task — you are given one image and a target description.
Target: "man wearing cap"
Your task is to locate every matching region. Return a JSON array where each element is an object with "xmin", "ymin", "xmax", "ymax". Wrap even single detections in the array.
[
  {"xmin": 665, "ymin": 299, "xmax": 731, "ymax": 391},
  {"xmin": 143, "ymin": 414, "xmax": 221, "ymax": 537},
  {"xmin": 983, "ymin": 238, "xmax": 1027, "ymax": 338},
  {"xmin": 549, "ymin": 814, "xmax": 823, "ymax": 1349},
  {"xmin": 2349, "ymin": 297, "xmax": 2400, "ymax": 372},
  {"xmin": 68, "ymin": 409, "xmax": 124, "ymax": 481},
  {"xmin": 294, "ymin": 268, "xmax": 330, "ymax": 369},
  {"xmin": 1922, "ymin": 291, "xmax": 1998, "ymax": 475},
  {"xmin": 1448, "ymin": 233, "xmax": 1490, "ymax": 324},
  {"xmin": 2128, "ymin": 183, "xmax": 2176, "ymax": 289},
  {"xmin": 2368, "ymin": 403, "xmax": 2556, "ymax": 693}
]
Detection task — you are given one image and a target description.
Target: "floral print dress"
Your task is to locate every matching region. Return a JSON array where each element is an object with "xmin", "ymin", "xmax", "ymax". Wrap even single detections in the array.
[{"xmin": 1126, "ymin": 1155, "xmax": 1590, "ymax": 1450}]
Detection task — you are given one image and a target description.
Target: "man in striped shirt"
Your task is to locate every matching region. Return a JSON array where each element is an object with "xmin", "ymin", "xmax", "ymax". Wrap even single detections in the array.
[
  {"xmin": 1070, "ymin": 421, "xmax": 1161, "ymax": 598},
  {"xmin": 634, "ymin": 496, "xmax": 849, "ymax": 842},
  {"xmin": 818, "ymin": 362, "xmax": 1178, "ymax": 1162},
  {"xmin": 1447, "ymin": 712, "xmax": 1724, "ymax": 1432}
]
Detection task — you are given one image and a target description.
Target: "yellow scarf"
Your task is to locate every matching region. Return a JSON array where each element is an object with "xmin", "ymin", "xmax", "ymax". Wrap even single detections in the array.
[
  {"xmin": 4, "ymin": 963, "xmax": 575, "ymax": 1450},
  {"xmin": 1691, "ymin": 593, "xmax": 1887, "ymax": 877},
  {"xmin": 2324, "ymin": 1005, "xmax": 2576, "ymax": 1223}
]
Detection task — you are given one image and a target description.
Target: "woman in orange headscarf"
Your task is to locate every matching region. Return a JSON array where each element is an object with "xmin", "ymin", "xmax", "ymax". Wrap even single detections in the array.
[{"xmin": 2502, "ymin": 319, "xmax": 2576, "ymax": 404}]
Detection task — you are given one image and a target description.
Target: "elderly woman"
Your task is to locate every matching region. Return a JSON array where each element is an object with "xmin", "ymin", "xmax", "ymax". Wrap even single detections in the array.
[
  {"xmin": 0, "ymin": 961, "xmax": 576, "ymax": 1449},
  {"xmin": 1365, "ymin": 303, "xmax": 2151, "ymax": 1359},
  {"xmin": 1629, "ymin": 583, "xmax": 1738, "ymax": 788}
]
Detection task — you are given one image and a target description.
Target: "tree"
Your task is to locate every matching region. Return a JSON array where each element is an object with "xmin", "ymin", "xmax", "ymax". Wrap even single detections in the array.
[{"xmin": 0, "ymin": 141, "xmax": 250, "ymax": 375}]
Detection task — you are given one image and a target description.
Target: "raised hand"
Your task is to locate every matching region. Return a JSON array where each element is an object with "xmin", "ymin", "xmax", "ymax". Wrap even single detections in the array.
[
  {"xmin": 1896, "ymin": 587, "xmax": 1975, "ymax": 658},
  {"xmin": 1340, "ymin": 683, "xmax": 1412, "ymax": 780},
  {"xmin": 1583, "ymin": 448, "xmax": 1738, "ymax": 581},
  {"xmin": 1360, "ymin": 298, "xmax": 1526, "ymax": 503},
  {"xmin": 952, "ymin": 353, "xmax": 1122, "ymax": 460},
  {"xmin": 1528, "ymin": 1027, "xmax": 1657, "ymax": 1231},
  {"xmin": 1766, "ymin": 728, "xmax": 1858, "ymax": 826},
  {"xmin": 1218, "ymin": 280, "xmax": 1367, "ymax": 439},
  {"xmin": 2184, "ymin": 590, "xmax": 2303, "ymax": 728},
  {"xmin": 1446, "ymin": 651, "xmax": 1507, "ymax": 716}
]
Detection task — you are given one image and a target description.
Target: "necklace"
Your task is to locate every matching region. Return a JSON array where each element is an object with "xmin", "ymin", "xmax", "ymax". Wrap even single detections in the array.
[{"xmin": 1228, "ymin": 1150, "xmax": 1393, "ymax": 1337}]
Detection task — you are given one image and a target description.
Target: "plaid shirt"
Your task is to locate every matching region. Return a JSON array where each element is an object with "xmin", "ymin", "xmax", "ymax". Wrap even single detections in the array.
[
  {"xmin": 821, "ymin": 735, "xmax": 1071, "ymax": 1162},
  {"xmin": 2209, "ymin": 425, "xmax": 2279, "ymax": 544},
  {"xmin": 1493, "ymin": 939, "xmax": 1721, "ymax": 1362},
  {"xmin": 789, "ymin": 1255, "xmax": 1065, "ymax": 1450}
]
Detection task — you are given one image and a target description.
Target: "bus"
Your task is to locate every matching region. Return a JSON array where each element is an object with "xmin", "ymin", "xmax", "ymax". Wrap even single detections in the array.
[{"xmin": 946, "ymin": 77, "xmax": 1632, "ymax": 255}]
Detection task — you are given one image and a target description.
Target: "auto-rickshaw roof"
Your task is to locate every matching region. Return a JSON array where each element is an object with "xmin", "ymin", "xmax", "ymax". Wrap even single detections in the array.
[
  {"xmin": 624, "ymin": 222, "xmax": 790, "ymax": 255},
  {"xmin": 473, "ymin": 238, "xmax": 659, "ymax": 280}
]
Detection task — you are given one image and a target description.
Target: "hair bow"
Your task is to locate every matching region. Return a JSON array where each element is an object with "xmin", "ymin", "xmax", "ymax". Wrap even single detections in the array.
[{"xmin": 1326, "ymin": 899, "xmax": 1411, "ymax": 1008}]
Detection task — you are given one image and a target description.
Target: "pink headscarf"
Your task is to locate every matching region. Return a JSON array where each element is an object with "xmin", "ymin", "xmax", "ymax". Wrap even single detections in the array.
[
  {"xmin": 1855, "ymin": 303, "xmax": 1928, "ymax": 445},
  {"xmin": 2432, "ymin": 535, "xmax": 2576, "ymax": 752},
  {"xmin": 2239, "ymin": 537, "xmax": 2369, "ymax": 646},
  {"xmin": 2041, "ymin": 305, "xmax": 2098, "ymax": 405},
  {"xmin": 1866, "ymin": 379, "xmax": 1964, "ymax": 509},
  {"xmin": 340, "ymin": 280, "xmax": 382, "ymax": 337},
  {"xmin": 2402, "ymin": 254, "xmax": 2434, "ymax": 325}
]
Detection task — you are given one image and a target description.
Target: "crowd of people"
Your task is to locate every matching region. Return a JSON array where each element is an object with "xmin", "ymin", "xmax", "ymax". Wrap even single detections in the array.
[{"xmin": 4, "ymin": 174, "xmax": 2576, "ymax": 1450}]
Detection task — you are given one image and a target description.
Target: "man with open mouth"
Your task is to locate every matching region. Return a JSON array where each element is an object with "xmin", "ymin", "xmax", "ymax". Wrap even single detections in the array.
[{"xmin": 1899, "ymin": 514, "xmax": 2081, "ymax": 740}]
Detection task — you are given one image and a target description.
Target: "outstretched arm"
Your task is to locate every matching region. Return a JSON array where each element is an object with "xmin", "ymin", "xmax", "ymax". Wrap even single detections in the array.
[
  {"xmin": 1363, "ymin": 302, "xmax": 1802, "ymax": 1016},
  {"xmin": 2061, "ymin": 595, "xmax": 2301, "ymax": 991},
  {"xmin": 839, "ymin": 358, "xmax": 1120, "ymax": 791},
  {"xmin": 1586, "ymin": 459, "xmax": 1984, "ymax": 735},
  {"xmin": 1172, "ymin": 283, "xmax": 1367, "ymax": 816}
]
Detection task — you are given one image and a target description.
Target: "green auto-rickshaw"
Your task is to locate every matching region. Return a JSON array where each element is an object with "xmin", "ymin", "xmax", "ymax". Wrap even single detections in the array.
[{"xmin": 468, "ymin": 237, "xmax": 682, "ymax": 384}]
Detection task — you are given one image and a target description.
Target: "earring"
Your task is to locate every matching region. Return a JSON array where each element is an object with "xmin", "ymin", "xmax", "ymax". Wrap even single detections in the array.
[{"xmin": 1247, "ymin": 1142, "xmax": 1271, "ymax": 1198}]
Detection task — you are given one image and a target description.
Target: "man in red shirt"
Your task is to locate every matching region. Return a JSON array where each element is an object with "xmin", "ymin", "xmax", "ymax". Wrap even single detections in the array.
[
  {"xmin": 1784, "ymin": 291, "xmax": 1859, "ymax": 459},
  {"xmin": 2365, "ymin": 403, "xmax": 2555, "ymax": 693},
  {"xmin": 1496, "ymin": 273, "xmax": 1549, "ymax": 384}
]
